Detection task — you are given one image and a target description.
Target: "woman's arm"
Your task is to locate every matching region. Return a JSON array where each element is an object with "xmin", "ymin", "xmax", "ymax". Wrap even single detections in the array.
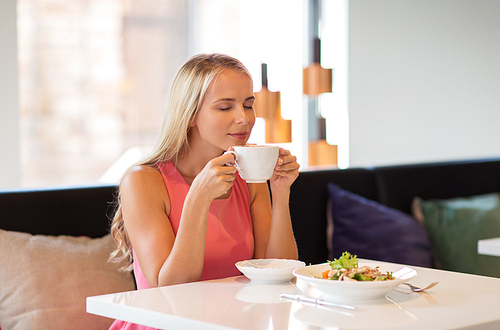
[
  {"xmin": 121, "ymin": 153, "xmax": 237, "ymax": 287},
  {"xmin": 250, "ymin": 148, "xmax": 300, "ymax": 260},
  {"xmin": 120, "ymin": 165, "xmax": 180, "ymax": 287}
]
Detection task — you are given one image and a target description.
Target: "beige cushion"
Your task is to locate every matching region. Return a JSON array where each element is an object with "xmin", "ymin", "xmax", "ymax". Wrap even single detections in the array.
[{"xmin": 0, "ymin": 230, "xmax": 135, "ymax": 330}]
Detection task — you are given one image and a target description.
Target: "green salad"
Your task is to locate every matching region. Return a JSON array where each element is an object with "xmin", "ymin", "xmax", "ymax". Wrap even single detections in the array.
[{"xmin": 320, "ymin": 252, "xmax": 394, "ymax": 281}]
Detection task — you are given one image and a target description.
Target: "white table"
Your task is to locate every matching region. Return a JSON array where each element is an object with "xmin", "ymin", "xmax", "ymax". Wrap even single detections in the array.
[
  {"xmin": 87, "ymin": 260, "xmax": 500, "ymax": 329},
  {"xmin": 478, "ymin": 237, "xmax": 500, "ymax": 257}
]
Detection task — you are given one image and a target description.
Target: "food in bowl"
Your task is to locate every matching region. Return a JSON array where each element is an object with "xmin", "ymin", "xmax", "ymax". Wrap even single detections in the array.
[
  {"xmin": 293, "ymin": 255, "xmax": 417, "ymax": 300},
  {"xmin": 318, "ymin": 252, "xmax": 395, "ymax": 282}
]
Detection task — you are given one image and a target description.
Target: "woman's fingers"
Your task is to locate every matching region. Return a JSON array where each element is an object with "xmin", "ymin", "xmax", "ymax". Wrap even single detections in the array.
[
  {"xmin": 276, "ymin": 149, "xmax": 299, "ymax": 170},
  {"xmin": 270, "ymin": 148, "xmax": 300, "ymax": 188}
]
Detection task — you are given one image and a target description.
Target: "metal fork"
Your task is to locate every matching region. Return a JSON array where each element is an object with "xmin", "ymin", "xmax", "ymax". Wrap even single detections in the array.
[
  {"xmin": 402, "ymin": 282, "xmax": 439, "ymax": 292},
  {"xmin": 394, "ymin": 282, "xmax": 439, "ymax": 305},
  {"xmin": 416, "ymin": 290, "xmax": 439, "ymax": 305}
]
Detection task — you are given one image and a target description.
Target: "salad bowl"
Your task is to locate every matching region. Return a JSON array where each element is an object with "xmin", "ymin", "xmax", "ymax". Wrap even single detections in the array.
[{"xmin": 293, "ymin": 261, "xmax": 417, "ymax": 301}]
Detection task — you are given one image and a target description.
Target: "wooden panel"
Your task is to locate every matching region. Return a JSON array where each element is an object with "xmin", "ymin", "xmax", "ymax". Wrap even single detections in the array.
[
  {"xmin": 309, "ymin": 140, "xmax": 337, "ymax": 166},
  {"xmin": 254, "ymin": 87, "xmax": 292, "ymax": 143},
  {"xmin": 303, "ymin": 63, "xmax": 333, "ymax": 96}
]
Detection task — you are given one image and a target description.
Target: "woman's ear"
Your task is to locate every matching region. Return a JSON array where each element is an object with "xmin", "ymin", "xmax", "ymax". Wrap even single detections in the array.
[{"xmin": 189, "ymin": 116, "xmax": 197, "ymax": 127}]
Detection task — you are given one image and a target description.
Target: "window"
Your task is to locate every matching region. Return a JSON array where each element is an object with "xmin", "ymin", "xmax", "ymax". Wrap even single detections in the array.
[
  {"xmin": 15, "ymin": 0, "xmax": 347, "ymax": 188},
  {"xmin": 18, "ymin": 0, "xmax": 193, "ymax": 187}
]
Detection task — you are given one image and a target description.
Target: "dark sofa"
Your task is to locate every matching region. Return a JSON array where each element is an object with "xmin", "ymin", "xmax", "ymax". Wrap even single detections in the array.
[
  {"xmin": 2, "ymin": 157, "xmax": 500, "ymax": 264},
  {"xmin": 290, "ymin": 157, "xmax": 500, "ymax": 265},
  {"xmin": 1, "ymin": 157, "xmax": 500, "ymax": 329},
  {"xmin": 0, "ymin": 184, "xmax": 118, "ymax": 238}
]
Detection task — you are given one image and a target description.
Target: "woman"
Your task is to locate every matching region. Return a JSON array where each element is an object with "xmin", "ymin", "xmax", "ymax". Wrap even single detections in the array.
[{"xmin": 108, "ymin": 53, "xmax": 299, "ymax": 329}]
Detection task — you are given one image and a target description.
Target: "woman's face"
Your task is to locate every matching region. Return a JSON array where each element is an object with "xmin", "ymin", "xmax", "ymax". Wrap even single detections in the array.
[{"xmin": 191, "ymin": 69, "xmax": 255, "ymax": 152}]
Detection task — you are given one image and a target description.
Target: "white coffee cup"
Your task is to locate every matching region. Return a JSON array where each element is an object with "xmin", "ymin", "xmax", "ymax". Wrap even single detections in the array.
[{"xmin": 227, "ymin": 145, "xmax": 280, "ymax": 183}]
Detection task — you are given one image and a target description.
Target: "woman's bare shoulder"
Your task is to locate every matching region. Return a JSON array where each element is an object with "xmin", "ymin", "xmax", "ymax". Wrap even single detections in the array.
[
  {"xmin": 121, "ymin": 165, "xmax": 166, "ymax": 196},
  {"xmin": 124, "ymin": 164, "xmax": 160, "ymax": 178}
]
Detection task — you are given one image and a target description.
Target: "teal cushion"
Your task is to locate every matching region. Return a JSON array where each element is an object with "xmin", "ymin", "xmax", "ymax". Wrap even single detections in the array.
[{"xmin": 415, "ymin": 193, "xmax": 500, "ymax": 277}]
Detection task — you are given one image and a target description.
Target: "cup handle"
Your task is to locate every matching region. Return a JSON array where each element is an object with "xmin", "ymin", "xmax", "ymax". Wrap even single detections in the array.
[
  {"xmin": 223, "ymin": 151, "xmax": 243, "ymax": 175},
  {"xmin": 224, "ymin": 150, "xmax": 238, "ymax": 161}
]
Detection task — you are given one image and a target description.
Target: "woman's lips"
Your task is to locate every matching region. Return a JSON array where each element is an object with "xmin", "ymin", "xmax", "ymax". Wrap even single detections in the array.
[{"xmin": 228, "ymin": 132, "xmax": 248, "ymax": 139}]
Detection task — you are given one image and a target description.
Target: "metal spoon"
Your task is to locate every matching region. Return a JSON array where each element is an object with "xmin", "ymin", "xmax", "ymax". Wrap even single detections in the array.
[{"xmin": 242, "ymin": 261, "xmax": 265, "ymax": 269}]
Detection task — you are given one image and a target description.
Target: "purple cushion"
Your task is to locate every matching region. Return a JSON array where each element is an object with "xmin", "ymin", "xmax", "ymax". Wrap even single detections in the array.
[{"xmin": 328, "ymin": 183, "xmax": 433, "ymax": 267}]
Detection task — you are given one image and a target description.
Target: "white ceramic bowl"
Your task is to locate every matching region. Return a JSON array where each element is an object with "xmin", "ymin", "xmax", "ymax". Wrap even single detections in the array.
[
  {"xmin": 235, "ymin": 259, "xmax": 306, "ymax": 284},
  {"xmin": 293, "ymin": 262, "xmax": 417, "ymax": 301}
]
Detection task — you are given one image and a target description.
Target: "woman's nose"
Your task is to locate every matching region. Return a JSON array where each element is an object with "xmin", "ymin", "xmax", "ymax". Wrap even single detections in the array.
[{"xmin": 234, "ymin": 106, "xmax": 250, "ymax": 124}]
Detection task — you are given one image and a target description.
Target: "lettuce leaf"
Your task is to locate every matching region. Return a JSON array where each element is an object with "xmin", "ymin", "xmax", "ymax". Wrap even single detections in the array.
[
  {"xmin": 328, "ymin": 251, "xmax": 358, "ymax": 270},
  {"xmin": 352, "ymin": 273, "xmax": 374, "ymax": 281}
]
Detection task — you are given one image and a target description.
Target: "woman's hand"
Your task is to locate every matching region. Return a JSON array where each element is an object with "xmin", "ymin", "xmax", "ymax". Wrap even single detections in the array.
[
  {"xmin": 189, "ymin": 152, "xmax": 238, "ymax": 202},
  {"xmin": 269, "ymin": 148, "xmax": 300, "ymax": 190}
]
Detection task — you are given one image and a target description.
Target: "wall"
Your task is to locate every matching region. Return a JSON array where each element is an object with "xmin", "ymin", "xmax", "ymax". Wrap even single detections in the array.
[
  {"xmin": 0, "ymin": 0, "xmax": 20, "ymax": 188},
  {"xmin": 348, "ymin": 0, "xmax": 500, "ymax": 167}
]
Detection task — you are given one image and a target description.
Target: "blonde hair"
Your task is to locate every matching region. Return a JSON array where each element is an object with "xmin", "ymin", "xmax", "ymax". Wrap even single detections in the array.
[{"xmin": 109, "ymin": 53, "xmax": 251, "ymax": 271}]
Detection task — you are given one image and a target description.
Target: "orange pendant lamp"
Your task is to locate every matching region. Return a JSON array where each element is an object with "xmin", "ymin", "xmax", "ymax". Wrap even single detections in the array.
[
  {"xmin": 303, "ymin": 38, "xmax": 337, "ymax": 167},
  {"xmin": 303, "ymin": 39, "xmax": 333, "ymax": 97},
  {"xmin": 254, "ymin": 63, "xmax": 292, "ymax": 143}
]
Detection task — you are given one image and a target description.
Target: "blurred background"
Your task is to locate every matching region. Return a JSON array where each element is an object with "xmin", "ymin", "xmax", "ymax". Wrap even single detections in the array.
[{"xmin": 1, "ymin": 0, "xmax": 500, "ymax": 189}]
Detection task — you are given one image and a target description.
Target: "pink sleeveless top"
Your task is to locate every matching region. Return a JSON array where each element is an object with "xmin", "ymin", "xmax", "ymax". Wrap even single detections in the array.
[{"xmin": 109, "ymin": 161, "xmax": 254, "ymax": 330}]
